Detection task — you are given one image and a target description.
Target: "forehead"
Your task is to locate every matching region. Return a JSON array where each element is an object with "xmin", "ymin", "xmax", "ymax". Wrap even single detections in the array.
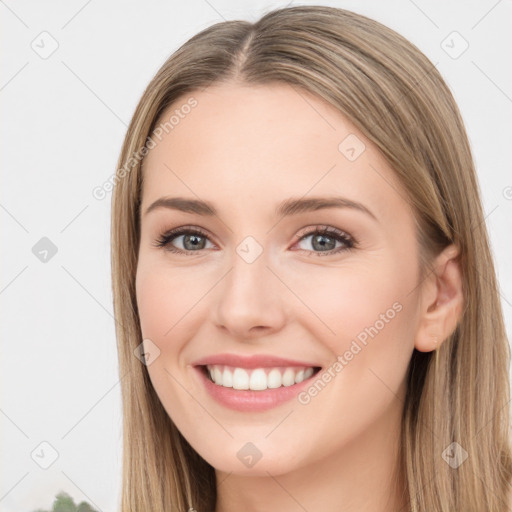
[{"xmin": 140, "ymin": 82, "xmax": 410, "ymax": 220}]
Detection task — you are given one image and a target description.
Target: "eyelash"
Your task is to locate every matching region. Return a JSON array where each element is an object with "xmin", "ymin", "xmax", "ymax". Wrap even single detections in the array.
[{"xmin": 153, "ymin": 225, "xmax": 357, "ymax": 257}]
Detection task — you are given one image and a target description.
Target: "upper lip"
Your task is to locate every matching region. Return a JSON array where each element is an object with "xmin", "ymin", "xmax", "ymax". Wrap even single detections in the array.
[{"xmin": 192, "ymin": 353, "xmax": 321, "ymax": 369}]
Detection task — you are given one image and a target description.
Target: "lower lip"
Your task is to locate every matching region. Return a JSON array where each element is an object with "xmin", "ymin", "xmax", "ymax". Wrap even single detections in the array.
[{"xmin": 194, "ymin": 366, "xmax": 320, "ymax": 412}]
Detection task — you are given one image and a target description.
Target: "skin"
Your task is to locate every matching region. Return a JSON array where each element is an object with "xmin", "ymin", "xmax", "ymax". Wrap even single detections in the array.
[{"xmin": 135, "ymin": 82, "xmax": 464, "ymax": 512}]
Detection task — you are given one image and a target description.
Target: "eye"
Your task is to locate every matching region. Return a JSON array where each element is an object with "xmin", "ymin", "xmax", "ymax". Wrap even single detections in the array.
[
  {"xmin": 153, "ymin": 226, "xmax": 214, "ymax": 254},
  {"xmin": 292, "ymin": 225, "xmax": 355, "ymax": 257}
]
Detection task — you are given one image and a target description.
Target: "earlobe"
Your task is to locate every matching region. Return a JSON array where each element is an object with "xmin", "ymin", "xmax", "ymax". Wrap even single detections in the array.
[{"xmin": 414, "ymin": 244, "xmax": 464, "ymax": 353}]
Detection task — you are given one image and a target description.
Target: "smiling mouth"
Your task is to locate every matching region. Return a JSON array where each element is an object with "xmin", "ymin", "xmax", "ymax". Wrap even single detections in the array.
[{"xmin": 201, "ymin": 364, "xmax": 321, "ymax": 391}]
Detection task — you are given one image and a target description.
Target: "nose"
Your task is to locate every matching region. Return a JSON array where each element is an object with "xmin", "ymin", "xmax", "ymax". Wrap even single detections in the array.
[{"xmin": 212, "ymin": 248, "xmax": 287, "ymax": 341}]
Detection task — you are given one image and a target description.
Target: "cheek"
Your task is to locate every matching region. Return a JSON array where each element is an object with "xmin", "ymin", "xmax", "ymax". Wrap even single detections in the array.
[
  {"xmin": 286, "ymin": 263, "xmax": 417, "ymax": 447},
  {"xmin": 135, "ymin": 261, "xmax": 205, "ymax": 343},
  {"xmin": 136, "ymin": 271, "xmax": 173, "ymax": 341},
  {"xmin": 299, "ymin": 257, "xmax": 418, "ymax": 380},
  {"xmin": 135, "ymin": 264, "xmax": 201, "ymax": 416}
]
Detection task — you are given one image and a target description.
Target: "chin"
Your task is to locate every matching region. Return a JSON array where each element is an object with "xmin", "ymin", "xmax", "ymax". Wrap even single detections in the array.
[
  {"xmin": 213, "ymin": 457, "xmax": 297, "ymax": 477},
  {"xmin": 194, "ymin": 440, "xmax": 303, "ymax": 477}
]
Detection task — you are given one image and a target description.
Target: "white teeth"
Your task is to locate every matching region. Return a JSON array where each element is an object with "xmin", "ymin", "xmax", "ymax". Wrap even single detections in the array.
[
  {"xmin": 213, "ymin": 366, "xmax": 223, "ymax": 385},
  {"xmin": 249, "ymin": 369, "xmax": 267, "ymax": 390},
  {"xmin": 206, "ymin": 364, "xmax": 317, "ymax": 390},
  {"xmin": 232, "ymin": 368, "xmax": 249, "ymax": 390},
  {"xmin": 282, "ymin": 368, "xmax": 296, "ymax": 387},
  {"xmin": 222, "ymin": 367, "xmax": 233, "ymax": 387},
  {"xmin": 267, "ymin": 368, "xmax": 282, "ymax": 389}
]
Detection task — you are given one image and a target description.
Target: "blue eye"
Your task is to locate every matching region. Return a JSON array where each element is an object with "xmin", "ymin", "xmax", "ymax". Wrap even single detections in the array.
[
  {"xmin": 153, "ymin": 225, "xmax": 356, "ymax": 256},
  {"xmin": 293, "ymin": 226, "xmax": 355, "ymax": 256},
  {"xmin": 154, "ymin": 227, "xmax": 212, "ymax": 254}
]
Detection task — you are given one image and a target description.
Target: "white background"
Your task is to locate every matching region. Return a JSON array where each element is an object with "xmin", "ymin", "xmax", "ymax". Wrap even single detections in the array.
[{"xmin": 1, "ymin": 1, "xmax": 511, "ymax": 511}]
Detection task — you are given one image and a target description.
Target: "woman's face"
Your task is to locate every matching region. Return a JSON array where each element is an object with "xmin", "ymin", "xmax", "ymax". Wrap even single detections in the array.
[{"xmin": 136, "ymin": 82, "xmax": 423, "ymax": 475}]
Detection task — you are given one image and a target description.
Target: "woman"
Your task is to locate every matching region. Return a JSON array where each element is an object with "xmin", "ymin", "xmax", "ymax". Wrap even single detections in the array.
[{"xmin": 110, "ymin": 5, "xmax": 512, "ymax": 511}]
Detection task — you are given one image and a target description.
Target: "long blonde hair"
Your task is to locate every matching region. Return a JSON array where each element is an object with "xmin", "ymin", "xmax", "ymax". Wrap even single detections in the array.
[{"xmin": 110, "ymin": 5, "xmax": 512, "ymax": 511}]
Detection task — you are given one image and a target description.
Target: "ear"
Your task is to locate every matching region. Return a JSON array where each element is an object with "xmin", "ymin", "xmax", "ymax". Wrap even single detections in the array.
[{"xmin": 414, "ymin": 244, "xmax": 464, "ymax": 352}]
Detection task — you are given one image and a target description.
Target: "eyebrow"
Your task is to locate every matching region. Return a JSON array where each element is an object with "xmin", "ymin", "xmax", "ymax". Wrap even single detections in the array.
[{"xmin": 143, "ymin": 196, "xmax": 377, "ymax": 221}]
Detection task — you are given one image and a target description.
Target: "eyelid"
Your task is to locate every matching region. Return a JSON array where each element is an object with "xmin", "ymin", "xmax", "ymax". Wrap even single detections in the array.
[{"xmin": 293, "ymin": 224, "xmax": 354, "ymax": 243}]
